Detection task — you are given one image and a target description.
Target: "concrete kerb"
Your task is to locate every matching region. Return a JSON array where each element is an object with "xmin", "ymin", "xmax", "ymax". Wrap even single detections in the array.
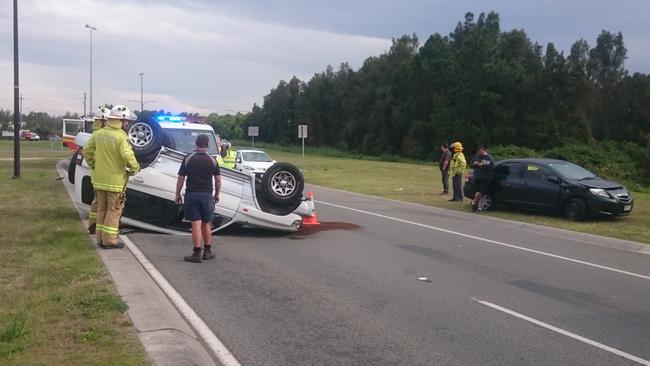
[
  {"xmin": 56, "ymin": 162, "xmax": 223, "ymax": 366},
  {"xmin": 308, "ymin": 184, "xmax": 650, "ymax": 256}
]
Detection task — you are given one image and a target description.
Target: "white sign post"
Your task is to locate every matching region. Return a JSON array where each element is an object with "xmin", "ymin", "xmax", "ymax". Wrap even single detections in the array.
[
  {"xmin": 298, "ymin": 124, "xmax": 308, "ymax": 171},
  {"xmin": 248, "ymin": 126, "xmax": 259, "ymax": 148}
]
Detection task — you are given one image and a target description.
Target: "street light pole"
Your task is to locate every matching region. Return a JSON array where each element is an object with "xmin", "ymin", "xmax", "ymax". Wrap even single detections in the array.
[
  {"xmin": 85, "ymin": 24, "xmax": 97, "ymax": 113},
  {"xmin": 139, "ymin": 72, "xmax": 144, "ymax": 112},
  {"xmin": 13, "ymin": 0, "xmax": 20, "ymax": 178}
]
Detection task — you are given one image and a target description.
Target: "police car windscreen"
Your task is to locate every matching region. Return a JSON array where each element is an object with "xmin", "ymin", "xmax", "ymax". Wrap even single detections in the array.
[{"xmin": 163, "ymin": 129, "xmax": 219, "ymax": 155}]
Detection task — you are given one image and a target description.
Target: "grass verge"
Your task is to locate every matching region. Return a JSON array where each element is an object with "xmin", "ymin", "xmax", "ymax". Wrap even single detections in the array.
[
  {"xmin": 255, "ymin": 147, "xmax": 650, "ymax": 245},
  {"xmin": 0, "ymin": 156, "xmax": 147, "ymax": 365}
]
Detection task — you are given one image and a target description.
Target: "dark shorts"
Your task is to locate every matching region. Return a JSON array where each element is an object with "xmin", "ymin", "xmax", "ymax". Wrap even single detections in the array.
[
  {"xmin": 474, "ymin": 179, "xmax": 491, "ymax": 194},
  {"xmin": 184, "ymin": 191, "xmax": 214, "ymax": 222}
]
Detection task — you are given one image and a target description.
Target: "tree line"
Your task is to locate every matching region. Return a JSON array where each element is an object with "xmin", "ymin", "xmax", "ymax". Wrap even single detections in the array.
[{"xmin": 243, "ymin": 12, "xmax": 650, "ymax": 160}]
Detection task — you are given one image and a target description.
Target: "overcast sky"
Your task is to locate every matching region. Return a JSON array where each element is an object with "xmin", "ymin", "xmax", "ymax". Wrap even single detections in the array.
[{"xmin": 1, "ymin": 0, "xmax": 649, "ymax": 116}]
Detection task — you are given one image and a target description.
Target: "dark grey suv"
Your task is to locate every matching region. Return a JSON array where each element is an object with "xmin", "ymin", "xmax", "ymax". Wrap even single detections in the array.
[{"xmin": 463, "ymin": 158, "xmax": 633, "ymax": 220}]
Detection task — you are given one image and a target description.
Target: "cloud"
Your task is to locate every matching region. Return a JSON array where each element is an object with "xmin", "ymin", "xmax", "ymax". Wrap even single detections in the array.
[{"xmin": 0, "ymin": 0, "xmax": 390, "ymax": 115}]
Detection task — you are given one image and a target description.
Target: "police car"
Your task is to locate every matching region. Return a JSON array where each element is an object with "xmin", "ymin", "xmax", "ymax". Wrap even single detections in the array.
[{"xmin": 70, "ymin": 115, "xmax": 314, "ymax": 233}]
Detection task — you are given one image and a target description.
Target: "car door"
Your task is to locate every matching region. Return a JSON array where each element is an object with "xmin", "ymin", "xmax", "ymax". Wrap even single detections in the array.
[
  {"xmin": 516, "ymin": 164, "xmax": 561, "ymax": 211},
  {"xmin": 493, "ymin": 162, "xmax": 524, "ymax": 205},
  {"xmin": 234, "ymin": 152, "xmax": 242, "ymax": 171}
]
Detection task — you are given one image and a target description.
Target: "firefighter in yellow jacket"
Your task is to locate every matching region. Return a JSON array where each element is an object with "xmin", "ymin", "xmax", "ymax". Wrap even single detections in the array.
[
  {"xmin": 83, "ymin": 105, "xmax": 140, "ymax": 249},
  {"xmin": 87, "ymin": 106, "xmax": 111, "ymax": 234}
]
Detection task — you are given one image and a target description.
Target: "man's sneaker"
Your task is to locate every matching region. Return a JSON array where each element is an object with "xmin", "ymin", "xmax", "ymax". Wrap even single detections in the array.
[
  {"xmin": 99, "ymin": 242, "xmax": 124, "ymax": 249},
  {"xmin": 88, "ymin": 223, "xmax": 96, "ymax": 234},
  {"xmin": 184, "ymin": 248, "xmax": 202, "ymax": 263},
  {"xmin": 203, "ymin": 246, "xmax": 215, "ymax": 260}
]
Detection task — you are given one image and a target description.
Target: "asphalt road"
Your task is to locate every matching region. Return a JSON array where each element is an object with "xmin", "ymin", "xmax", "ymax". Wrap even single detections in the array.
[{"xmin": 130, "ymin": 185, "xmax": 650, "ymax": 366}]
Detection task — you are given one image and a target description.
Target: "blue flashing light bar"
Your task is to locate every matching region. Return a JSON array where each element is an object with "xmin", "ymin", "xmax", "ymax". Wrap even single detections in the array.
[{"xmin": 156, "ymin": 115, "xmax": 186, "ymax": 122}]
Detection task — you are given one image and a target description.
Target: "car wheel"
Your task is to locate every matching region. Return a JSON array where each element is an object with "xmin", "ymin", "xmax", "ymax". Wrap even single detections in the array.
[
  {"xmin": 68, "ymin": 151, "xmax": 78, "ymax": 185},
  {"xmin": 127, "ymin": 119, "xmax": 163, "ymax": 160},
  {"xmin": 564, "ymin": 198, "xmax": 588, "ymax": 221},
  {"xmin": 260, "ymin": 162, "xmax": 304, "ymax": 207},
  {"xmin": 479, "ymin": 194, "xmax": 495, "ymax": 211}
]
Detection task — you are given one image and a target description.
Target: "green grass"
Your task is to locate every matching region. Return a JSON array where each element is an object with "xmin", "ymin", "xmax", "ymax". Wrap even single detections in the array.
[
  {"xmin": 0, "ymin": 154, "xmax": 147, "ymax": 365},
  {"xmin": 252, "ymin": 146, "xmax": 650, "ymax": 244}
]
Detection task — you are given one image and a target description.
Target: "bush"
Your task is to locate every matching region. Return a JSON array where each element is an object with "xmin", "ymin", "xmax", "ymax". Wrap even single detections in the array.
[
  {"xmin": 489, "ymin": 145, "xmax": 540, "ymax": 161},
  {"xmin": 545, "ymin": 141, "xmax": 648, "ymax": 191}
]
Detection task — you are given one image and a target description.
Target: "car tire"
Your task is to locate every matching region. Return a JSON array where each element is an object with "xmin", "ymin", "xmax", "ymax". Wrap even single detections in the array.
[
  {"xmin": 68, "ymin": 151, "xmax": 78, "ymax": 185},
  {"xmin": 564, "ymin": 198, "xmax": 588, "ymax": 221},
  {"xmin": 261, "ymin": 162, "xmax": 304, "ymax": 207},
  {"xmin": 127, "ymin": 119, "xmax": 163, "ymax": 160},
  {"xmin": 479, "ymin": 194, "xmax": 495, "ymax": 211}
]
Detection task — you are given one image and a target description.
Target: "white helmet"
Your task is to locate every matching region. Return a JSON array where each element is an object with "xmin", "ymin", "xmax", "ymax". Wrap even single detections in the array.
[
  {"xmin": 108, "ymin": 105, "xmax": 136, "ymax": 121},
  {"xmin": 94, "ymin": 106, "xmax": 111, "ymax": 120}
]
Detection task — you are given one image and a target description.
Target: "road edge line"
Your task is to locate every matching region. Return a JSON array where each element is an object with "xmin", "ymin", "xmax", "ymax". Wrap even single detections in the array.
[
  {"xmin": 121, "ymin": 235, "xmax": 242, "ymax": 366},
  {"xmin": 472, "ymin": 298, "xmax": 650, "ymax": 365}
]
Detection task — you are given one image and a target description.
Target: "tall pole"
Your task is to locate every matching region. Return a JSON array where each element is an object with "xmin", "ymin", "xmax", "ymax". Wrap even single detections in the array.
[
  {"xmin": 139, "ymin": 73, "xmax": 144, "ymax": 112},
  {"xmin": 13, "ymin": 0, "xmax": 20, "ymax": 178},
  {"xmin": 85, "ymin": 24, "xmax": 97, "ymax": 113},
  {"xmin": 83, "ymin": 92, "xmax": 87, "ymax": 116}
]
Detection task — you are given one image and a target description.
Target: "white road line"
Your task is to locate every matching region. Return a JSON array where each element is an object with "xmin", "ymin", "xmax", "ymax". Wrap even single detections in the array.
[
  {"xmin": 473, "ymin": 299, "xmax": 650, "ymax": 365},
  {"xmin": 317, "ymin": 200, "xmax": 650, "ymax": 281},
  {"xmin": 122, "ymin": 236, "xmax": 242, "ymax": 366}
]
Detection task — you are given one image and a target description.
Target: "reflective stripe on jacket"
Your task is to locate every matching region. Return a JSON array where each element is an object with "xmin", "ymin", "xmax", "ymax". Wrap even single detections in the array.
[
  {"xmin": 83, "ymin": 120, "xmax": 140, "ymax": 192},
  {"xmin": 450, "ymin": 152, "xmax": 466, "ymax": 177}
]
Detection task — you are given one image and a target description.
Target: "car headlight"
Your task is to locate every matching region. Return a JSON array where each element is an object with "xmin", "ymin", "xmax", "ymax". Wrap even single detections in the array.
[
  {"xmin": 589, "ymin": 188, "xmax": 611, "ymax": 199},
  {"xmin": 243, "ymin": 165, "xmax": 255, "ymax": 170}
]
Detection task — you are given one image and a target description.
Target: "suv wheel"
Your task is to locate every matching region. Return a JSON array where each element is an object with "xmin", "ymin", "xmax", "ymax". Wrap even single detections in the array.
[
  {"xmin": 564, "ymin": 198, "xmax": 588, "ymax": 221},
  {"xmin": 260, "ymin": 163, "xmax": 304, "ymax": 207},
  {"xmin": 68, "ymin": 151, "xmax": 78, "ymax": 185},
  {"xmin": 127, "ymin": 120, "xmax": 163, "ymax": 160}
]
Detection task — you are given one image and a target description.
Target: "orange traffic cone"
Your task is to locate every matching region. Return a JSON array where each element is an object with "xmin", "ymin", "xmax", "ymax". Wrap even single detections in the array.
[{"xmin": 302, "ymin": 191, "xmax": 320, "ymax": 226}]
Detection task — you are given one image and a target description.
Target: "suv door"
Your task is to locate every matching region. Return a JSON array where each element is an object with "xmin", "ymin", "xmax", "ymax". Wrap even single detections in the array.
[
  {"xmin": 517, "ymin": 164, "xmax": 561, "ymax": 211},
  {"xmin": 493, "ymin": 162, "xmax": 524, "ymax": 205}
]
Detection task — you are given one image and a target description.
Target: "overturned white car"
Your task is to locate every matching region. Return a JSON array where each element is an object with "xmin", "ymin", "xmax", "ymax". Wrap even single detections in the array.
[{"xmin": 68, "ymin": 116, "xmax": 314, "ymax": 234}]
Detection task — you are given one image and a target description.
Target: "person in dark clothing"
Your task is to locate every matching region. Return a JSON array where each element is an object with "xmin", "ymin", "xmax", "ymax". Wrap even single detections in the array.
[
  {"xmin": 439, "ymin": 143, "xmax": 451, "ymax": 194},
  {"xmin": 175, "ymin": 134, "xmax": 222, "ymax": 263},
  {"xmin": 470, "ymin": 145, "xmax": 495, "ymax": 212}
]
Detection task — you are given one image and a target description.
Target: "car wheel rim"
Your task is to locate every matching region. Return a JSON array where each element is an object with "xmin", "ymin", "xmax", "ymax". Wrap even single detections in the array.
[
  {"xmin": 270, "ymin": 170, "xmax": 296, "ymax": 197},
  {"xmin": 480, "ymin": 196, "xmax": 492, "ymax": 210},
  {"xmin": 128, "ymin": 122, "xmax": 153, "ymax": 147}
]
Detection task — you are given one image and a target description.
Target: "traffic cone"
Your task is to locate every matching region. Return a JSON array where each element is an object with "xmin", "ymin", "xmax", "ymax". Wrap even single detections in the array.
[{"xmin": 302, "ymin": 191, "xmax": 320, "ymax": 226}]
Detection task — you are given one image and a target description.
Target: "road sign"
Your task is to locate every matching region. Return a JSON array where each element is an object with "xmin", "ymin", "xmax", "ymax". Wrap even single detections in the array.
[
  {"xmin": 248, "ymin": 126, "xmax": 259, "ymax": 137},
  {"xmin": 298, "ymin": 124, "xmax": 308, "ymax": 138}
]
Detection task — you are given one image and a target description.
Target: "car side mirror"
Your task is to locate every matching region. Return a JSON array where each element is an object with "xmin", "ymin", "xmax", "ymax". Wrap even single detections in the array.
[
  {"xmin": 272, "ymin": 160, "xmax": 277, "ymax": 164},
  {"xmin": 236, "ymin": 159, "xmax": 241, "ymax": 163},
  {"xmin": 547, "ymin": 175, "xmax": 559, "ymax": 184}
]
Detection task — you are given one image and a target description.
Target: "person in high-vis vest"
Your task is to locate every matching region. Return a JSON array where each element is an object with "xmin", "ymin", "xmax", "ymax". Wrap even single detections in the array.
[
  {"xmin": 222, "ymin": 142, "xmax": 236, "ymax": 169},
  {"xmin": 83, "ymin": 105, "xmax": 140, "ymax": 249},
  {"xmin": 87, "ymin": 106, "xmax": 111, "ymax": 235}
]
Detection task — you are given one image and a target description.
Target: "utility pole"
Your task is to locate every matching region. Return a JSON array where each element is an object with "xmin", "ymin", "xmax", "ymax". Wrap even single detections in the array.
[
  {"xmin": 83, "ymin": 92, "xmax": 87, "ymax": 116},
  {"xmin": 85, "ymin": 24, "xmax": 97, "ymax": 113},
  {"xmin": 139, "ymin": 72, "xmax": 144, "ymax": 112},
  {"xmin": 13, "ymin": 0, "xmax": 20, "ymax": 178},
  {"xmin": 19, "ymin": 94, "xmax": 23, "ymax": 126}
]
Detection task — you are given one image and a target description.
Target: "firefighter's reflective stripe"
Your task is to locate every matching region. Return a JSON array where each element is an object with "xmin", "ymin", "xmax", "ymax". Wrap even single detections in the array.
[
  {"xmin": 98, "ymin": 224, "xmax": 119, "ymax": 235},
  {"xmin": 93, "ymin": 182, "xmax": 127, "ymax": 191}
]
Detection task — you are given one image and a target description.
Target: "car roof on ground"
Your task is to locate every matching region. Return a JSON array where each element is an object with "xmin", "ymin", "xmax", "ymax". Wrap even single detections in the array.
[
  {"xmin": 238, "ymin": 149, "xmax": 267, "ymax": 153},
  {"xmin": 497, "ymin": 158, "xmax": 567, "ymax": 165}
]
